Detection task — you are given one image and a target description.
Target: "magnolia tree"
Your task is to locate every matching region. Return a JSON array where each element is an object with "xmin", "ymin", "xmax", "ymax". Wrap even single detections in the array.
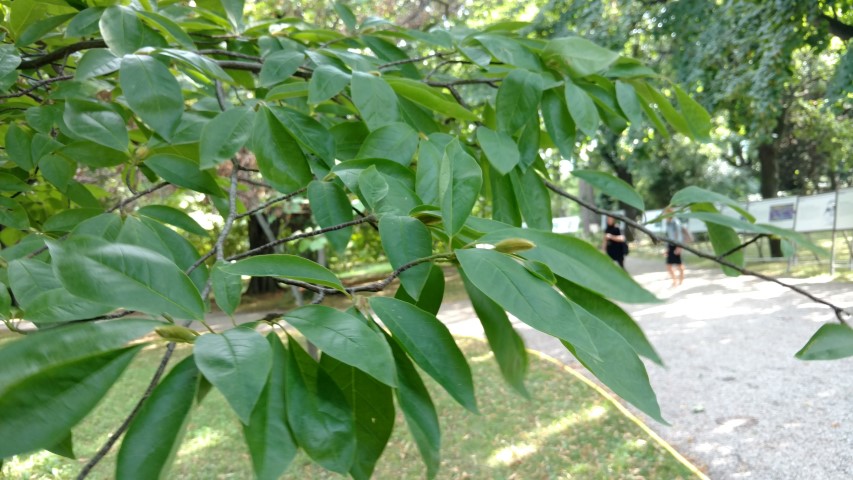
[{"xmin": 0, "ymin": 1, "xmax": 850, "ymax": 479}]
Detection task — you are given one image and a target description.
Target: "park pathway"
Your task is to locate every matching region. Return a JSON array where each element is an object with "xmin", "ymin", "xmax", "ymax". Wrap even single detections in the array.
[{"xmin": 438, "ymin": 257, "xmax": 853, "ymax": 479}]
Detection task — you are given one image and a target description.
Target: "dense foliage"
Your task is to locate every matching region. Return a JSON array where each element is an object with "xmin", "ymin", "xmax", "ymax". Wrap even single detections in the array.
[{"xmin": 0, "ymin": 1, "xmax": 848, "ymax": 479}]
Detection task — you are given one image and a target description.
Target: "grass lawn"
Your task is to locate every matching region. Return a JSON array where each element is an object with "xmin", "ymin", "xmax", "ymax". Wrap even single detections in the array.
[{"xmin": 2, "ymin": 337, "xmax": 700, "ymax": 480}]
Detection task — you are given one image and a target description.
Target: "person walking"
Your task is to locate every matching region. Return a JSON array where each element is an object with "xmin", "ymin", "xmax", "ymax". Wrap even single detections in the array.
[
  {"xmin": 602, "ymin": 216, "xmax": 627, "ymax": 269},
  {"xmin": 663, "ymin": 208, "xmax": 687, "ymax": 286}
]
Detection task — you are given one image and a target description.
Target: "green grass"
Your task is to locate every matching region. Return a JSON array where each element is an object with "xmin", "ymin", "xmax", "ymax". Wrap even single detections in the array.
[{"xmin": 2, "ymin": 338, "xmax": 700, "ymax": 480}]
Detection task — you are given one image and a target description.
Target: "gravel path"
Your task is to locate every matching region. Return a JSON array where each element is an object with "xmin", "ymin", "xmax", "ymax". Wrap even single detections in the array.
[{"xmin": 439, "ymin": 257, "xmax": 853, "ymax": 479}]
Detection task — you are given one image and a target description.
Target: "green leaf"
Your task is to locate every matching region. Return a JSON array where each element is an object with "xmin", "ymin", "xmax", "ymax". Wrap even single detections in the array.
[
  {"xmin": 66, "ymin": 7, "xmax": 104, "ymax": 38},
  {"xmin": 71, "ymin": 213, "xmax": 123, "ymax": 240},
  {"xmin": 460, "ymin": 271, "xmax": 528, "ymax": 397},
  {"xmin": 540, "ymin": 89, "xmax": 576, "ymax": 159},
  {"xmin": 572, "ymin": 169, "xmax": 644, "ymax": 211},
  {"xmin": 439, "ymin": 139, "xmax": 483, "ymax": 236},
  {"xmin": 243, "ymin": 334, "xmax": 297, "ymax": 480},
  {"xmin": 615, "ymin": 81, "xmax": 643, "ymax": 126},
  {"xmin": 99, "ymin": 5, "xmax": 144, "ymax": 56},
  {"xmin": 564, "ymin": 78, "xmax": 600, "ymax": 137},
  {"xmin": 0, "ymin": 346, "xmax": 141, "ymax": 459},
  {"xmin": 796, "ymin": 324, "xmax": 853, "ymax": 361},
  {"xmin": 557, "ymin": 278, "xmax": 662, "ymax": 365},
  {"xmin": 264, "ymin": 81, "xmax": 309, "ymax": 101},
  {"xmin": 137, "ymin": 205, "xmax": 208, "ymax": 236},
  {"xmin": 475, "ymin": 226, "xmax": 658, "ymax": 303},
  {"xmin": 370, "ymin": 297, "xmax": 477, "ymax": 413},
  {"xmin": 333, "ymin": 157, "xmax": 415, "ymax": 193},
  {"xmin": 139, "ymin": 218, "xmax": 209, "ymax": 294},
  {"xmin": 0, "ymin": 44, "xmax": 22, "ymax": 78},
  {"xmin": 308, "ymin": 64, "xmax": 351, "ymax": 104},
  {"xmin": 285, "ymin": 335, "xmax": 356, "ymax": 474},
  {"xmin": 26, "ymin": 105, "xmax": 60, "ymax": 134},
  {"xmin": 330, "ymin": 122, "xmax": 369, "ymax": 161},
  {"xmin": 456, "ymin": 248, "xmax": 598, "ymax": 357},
  {"xmin": 415, "ymin": 134, "xmax": 452, "ymax": 206},
  {"xmin": 194, "ymin": 327, "xmax": 272, "ymax": 424},
  {"xmin": 489, "ymin": 165, "xmax": 522, "ymax": 226},
  {"xmin": 357, "ymin": 122, "xmax": 419, "ymax": 166},
  {"xmin": 16, "ymin": 13, "xmax": 75, "ymax": 46},
  {"xmin": 0, "ymin": 197, "xmax": 30, "ymax": 230},
  {"xmin": 670, "ymin": 186, "xmax": 754, "ymax": 221},
  {"xmin": 474, "ymin": 33, "xmax": 542, "ymax": 71},
  {"xmin": 673, "ymin": 84, "xmax": 711, "ymax": 142},
  {"xmin": 542, "ymin": 36, "xmax": 620, "ymax": 76},
  {"xmin": 496, "ymin": 69, "xmax": 542, "ymax": 134},
  {"xmin": 387, "ymin": 333, "xmax": 440, "ymax": 479},
  {"xmin": 156, "ymin": 48, "xmax": 232, "ymax": 82},
  {"xmin": 307, "ymin": 180, "xmax": 353, "ymax": 253},
  {"xmin": 137, "ymin": 10, "xmax": 196, "ymax": 51},
  {"xmin": 633, "ymin": 82, "xmax": 691, "ymax": 137},
  {"xmin": 116, "ymin": 355, "xmax": 200, "ymax": 479},
  {"xmin": 351, "ymin": 72, "xmax": 399, "ymax": 130},
  {"xmin": 63, "ymin": 99, "xmax": 128, "ymax": 152},
  {"xmin": 284, "ymin": 305, "xmax": 396, "ymax": 387},
  {"xmin": 211, "ymin": 262, "xmax": 242, "ymax": 316},
  {"xmin": 0, "ymin": 172, "xmax": 29, "ymax": 193},
  {"xmin": 47, "ymin": 235, "xmax": 205, "ymax": 320},
  {"xmin": 334, "ymin": 1, "xmax": 358, "ymax": 31},
  {"xmin": 689, "ymin": 203, "xmax": 744, "ymax": 276},
  {"xmin": 380, "ymin": 215, "xmax": 433, "ymax": 299},
  {"xmin": 259, "ymin": 50, "xmax": 305, "ymax": 87},
  {"xmin": 476, "ymin": 126, "xmax": 519, "ymax": 176},
  {"xmin": 394, "ymin": 264, "xmax": 445, "ymax": 315},
  {"xmin": 199, "ymin": 106, "xmax": 255, "ymax": 169},
  {"xmin": 251, "ymin": 106, "xmax": 313, "ymax": 193},
  {"xmin": 4, "ymin": 124, "xmax": 33, "ymax": 170},
  {"xmin": 385, "ymin": 77, "xmax": 477, "ymax": 121},
  {"xmin": 269, "ymin": 107, "xmax": 335, "ymax": 167},
  {"xmin": 39, "ymin": 154, "xmax": 74, "ymax": 192},
  {"xmin": 221, "ymin": 254, "xmax": 346, "ymax": 294},
  {"xmin": 120, "ymin": 54, "xmax": 184, "ymax": 141},
  {"xmin": 221, "ymin": 0, "xmax": 245, "ymax": 30},
  {"xmin": 145, "ymin": 154, "xmax": 223, "ymax": 196},
  {"xmin": 47, "ymin": 433, "xmax": 75, "ymax": 459},
  {"xmin": 357, "ymin": 166, "xmax": 421, "ymax": 217},
  {"xmin": 321, "ymin": 353, "xmax": 395, "ymax": 480},
  {"xmin": 510, "ymin": 166, "xmax": 552, "ymax": 231},
  {"xmin": 58, "ymin": 140, "xmax": 128, "ymax": 169},
  {"xmin": 0, "ymin": 280, "xmax": 10, "ymax": 320},
  {"xmin": 75, "ymin": 48, "xmax": 121, "ymax": 80}
]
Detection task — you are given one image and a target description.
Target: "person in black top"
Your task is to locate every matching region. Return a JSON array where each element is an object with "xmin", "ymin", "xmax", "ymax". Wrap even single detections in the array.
[{"xmin": 602, "ymin": 216, "xmax": 627, "ymax": 269}]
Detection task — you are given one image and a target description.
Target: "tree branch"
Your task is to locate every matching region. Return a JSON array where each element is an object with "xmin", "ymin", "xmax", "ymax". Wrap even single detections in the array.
[
  {"xmin": 542, "ymin": 178, "xmax": 851, "ymax": 324},
  {"xmin": 0, "ymin": 75, "xmax": 73, "ymax": 100},
  {"xmin": 215, "ymin": 161, "xmax": 241, "ymax": 262},
  {"xmin": 820, "ymin": 13, "xmax": 853, "ymax": 41},
  {"xmin": 199, "ymin": 49, "xmax": 262, "ymax": 62},
  {"xmin": 108, "ymin": 182, "xmax": 170, "ymax": 213},
  {"xmin": 378, "ymin": 52, "xmax": 448, "ymax": 69},
  {"xmin": 427, "ymin": 78, "xmax": 501, "ymax": 88},
  {"xmin": 227, "ymin": 215, "xmax": 376, "ymax": 261},
  {"xmin": 18, "ymin": 40, "xmax": 106, "ymax": 70},
  {"xmin": 235, "ymin": 187, "xmax": 308, "ymax": 220},
  {"xmin": 716, "ymin": 234, "xmax": 766, "ymax": 261}
]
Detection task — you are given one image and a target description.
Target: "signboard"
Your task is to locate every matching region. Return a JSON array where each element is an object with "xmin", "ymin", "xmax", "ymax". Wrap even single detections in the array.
[
  {"xmin": 793, "ymin": 192, "xmax": 837, "ymax": 232},
  {"xmin": 836, "ymin": 188, "xmax": 853, "ymax": 230},
  {"xmin": 747, "ymin": 197, "xmax": 796, "ymax": 229}
]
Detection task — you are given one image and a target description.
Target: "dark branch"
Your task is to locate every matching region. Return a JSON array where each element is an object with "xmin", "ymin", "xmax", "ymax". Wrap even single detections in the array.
[
  {"xmin": 716, "ymin": 234, "xmax": 766, "ymax": 260},
  {"xmin": 108, "ymin": 182, "xmax": 170, "ymax": 213},
  {"xmin": 821, "ymin": 13, "xmax": 853, "ymax": 41},
  {"xmin": 18, "ymin": 40, "xmax": 107, "ymax": 70},
  {"xmin": 378, "ymin": 52, "xmax": 448, "ymax": 69},
  {"xmin": 427, "ymin": 78, "xmax": 501, "ymax": 88},
  {"xmin": 198, "ymin": 49, "xmax": 262, "ymax": 62},
  {"xmin": 542, "ymin": 178, "xmax": 851, "ymax": 324},
  {"xmin": 235, "ymin": 187, "xmax": 308, "ymax": 220},
  {"xmin": 0, "ymin": 75, "xmax": 73, "ymax": 100}
]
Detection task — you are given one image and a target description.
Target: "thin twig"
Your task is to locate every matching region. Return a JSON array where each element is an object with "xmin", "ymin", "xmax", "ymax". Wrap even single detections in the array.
[
  {"xmin": 215, "ymin": 161, "xmax": 241, "ymax": 262},
  {"xmin": 108, "ymin": 182, "xmax": 170, "ymax": 213},
  {"xmin": 0, "ymin": 75, "xmax": 73, "ymax": 100},
  {"xmin": 214, "ymin": 80, "xmax": 229, "ymax": 111},
  {"xmin": 378, "ymin": 52, "xmax": 448, "ymax": 69},
  {"xmin": 18, "ymin": 39, "xmax": 106, "ymax": 69},
  {"xmin": 227, "ymin": 215, "xmax": 376, "ymax": 261},
  {"xmin": 427, "ymin": 78, "xmax": 501, "ymax": 88},
  {"xmin": 717, "ymin": 234, "xmax": 766, "ymax": 260},
  {"xmin": 237, "ymin": 176, "xmax": 272, "ymax": 189},
  {"xmin": 199, "ymin": 49, "xmax": 262, "ymax": 62},
  {"xmin": 542, "ymin": 178, "xmax": 851, "ymax": 324},
  {"xmin": 351, "ymin": 204, "xmax": 379, "ymax": 230},
  {"xmin": 235, "ymin": 188, "xmax": 307, "ymax": 220}
]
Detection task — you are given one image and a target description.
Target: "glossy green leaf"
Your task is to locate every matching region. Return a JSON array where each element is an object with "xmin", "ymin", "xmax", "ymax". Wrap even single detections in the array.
[
  {"xmin": 39, "ymin": 154, "xmax": 74, "ymax": 192},
  {"xmin": 259, "ymin": 50, "xmax": 305, "ymax": 87},
  {"xmin": 284, "ymin": 305, "xmax": 396, "ymax": 387},
  {"xmin": 156, "ymin": 48, "xmax": 232, "ymax": 82},
  {"xmin": 264, "ymin": 81, "xmax": 309, "ymax": 101},
  {"xmin": 415, "ymin": 134, "xmax": 452, "ymax": 206},
  {"xmin": 269, "ymin": 107, "xmax": 335, "ymax": 167},
  {"xmin": 75, "ymin": 48, "xmax": 120, "ymax": 80},
  {"xmin": 385, "ymin": 77, "xmax": 477, "ymax": 121},
  {"xmin": 199, "ymin": 106, "xmax": 255, "ymax": 169},
  {"xmin": 99, "ymin": 5, "xmax": 144, "ymax": 56},
  {"xmin": 475, "ymin": 33, "xmax": 542, "ymax": 70},
  {"xmin": 0, "ymin": 197, "xmax": 30, "ymax": 230},
  {"xmin": 116, "ymin": 355, "xmax": 200, "ymax": 479},
  {"xmin": 510, "ymin": 166, "xmax": 552, "ymax": 231},
  {"xmin": 71, "ymin": 213, "xmax": 123, "ymax": 240},
  {"xmin": 0, "ymin": 172, "xmax": 29, "ymax": 193},
  {"xmin": 307, "ymin": 180, "xmax": 353, "ymax": 253},
  {"xmin": 387, "ymin": 333, "xmax": 440, "ymax": 479},
  {"xmin": 456, "ymin": 248, "xmax": 598, "ymax": 357},
  {"xmin": 394, "ymin": 264, "xmax": 445, "ymax": 315},
  {"xmin": 211, "ymin": 262, "xmax": 243, "ymax": 316},
  {"xmin": 542, "ymin": 36, "xmax": 620, "ymax": 76},
  {"xmin": 689, "ymin": 203, "xmax": 744, "ymax": 276},
  {"xmin": 540, "ymin": 89, "xmax": 576, "ymax": 159},
  {"xmin": 137, "ymin": 205, "xmax": 208, "ymax": 236},
  {"xmin": 66, "ymin": 7, "xmax": 104, "ymax": 38},
  {"xmin": 351, "ymin": 72, "xmax": 399, "ymax": 130},
  {"xmin": 564, "ymin": 78, "xmax": 600, "ymax": 137},
  {"xmin": 615, "ymin": 81, "xmax": 644, "ymax": 126},
  {"xmin": 222, "ymin": 0, "xmax": 245, "ymax": 30},
  {"xmin": 673, "ymin": 84, "xmax": 711, "ymax": 142},
  {"xmin": 221, "ymin": 254, "xmax": 346, "ymax": 293},
  {"xmin": 476, "ymin": 126, "xmax": 519, "ymax": 176},
  {"xmin": 321, "ymin": 353, "xmax": 395, "ymax": 480},
  {"xmin": 496, "ymin": 69, "xmax": 542, "ymax": 134},
  {"xmin": 357, "ymin": 166, "xmax": 421, "ymax": 217},
  {"xmin": 120, "ymin": 54, "xmax": 184, "ymax": 141},
  {"xmin": 489, "ymin": 164, "xmax": 522, "ymax": 226},
  {"xmin": 670, "ymin": 186, "xmax": 754, "ymax": 222},
  {"xmin": 145, "ymin": 154, "xmax": 223, "ymax": 196},
  {"xmin": 243, "ymin": 334, "xmax": 297, "ymax": 480},
  {"xmin": 137, "ymin": 10, "xmax": 196, "ymax": 51},
  {"xmin": 47, "ymin": 235, "xmax": 205, "ymax": 320},
  {"xmin": 308, "ymin": 64, "xmax": 351, "ymax": 103},
  {"xmin": 285, "ymin": 335, "xmax": 356, "ymax": 474},
  {"xmin": 63, "ymin": 99, "xmax": 128, "ymax": 151},
  {"xmin": 58, "ymin": 140, "xmax": 127, "ymax": 168},
  {"xmin": 0, "ymin": 346, "xmax": 141, "ymax": 459},
  {"xmin": 572, "ymin": 169, "xmax": 644, "ymax": 211},
  {"xmin": 796, "ymin": 324, "xmax": 853, "ymax": 360},
  {"xmin": 439, "ymin": 139, "xmax": 483, "ymax": 236},
  {"xmin": 46, "ymin": 433, "xmax": 75, "ymax": 459},
  {"xmin": 380, "ymin": 215, "xmax": 433, "ymax": 300},
  {"xmin": 476, "ymin": 226, "xmax": 658, "ymax": 303},
  {"xmin": 0, "ymin": 280, "xmax": 10, "ymax": 320},
  {"xmin": 633, "ymin": 82, "xmax": 692, "ymax": 137},
  {"xmin": 194, "ymin": 327, "xmax": 272, "ymax": 424},
  {"xmin": 139, "ymin": 218, "xmax": 209, "ymax": 294},
  {"xmin": 370, "ymin": 297, "xmax": 477, "ymax": 412},
  {"xmin": 4, "ymin": 124, "xmax": 33, "ymax": 170},
  {"xmin": 16, "ymin": 13, "xmax": 75, "ymax": 47},
  {"xmin": 0, "ymin": 44, "xmax": 22, "ymax": 78},
  {"xmin": 460, "ymin": 271, "xmax": 528, "ymax": 397},
  {"xmin": 357, "ymin": 122, "xmax": 419, "ymax": 166},
  {"xmin": 333, "ymin": 1, "xmax": 357, "ymax": 30},
  {"xmin": 557, "ymin": 278, "xmax": 662, "ymax": 365},
  {"xmin": 251, "ymin": 106, "xmax": 313, "ymax": 193}
]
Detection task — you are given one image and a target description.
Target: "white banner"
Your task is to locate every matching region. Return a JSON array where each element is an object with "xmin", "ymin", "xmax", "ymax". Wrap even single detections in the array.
[
  {"xmin": 794, "ymin": 193, "xmax": 837, "ymax": 232},
  {"xmin": 747, "ymin": 197, "xmax": 797, "ymax": 229},
  {"xmin": 836, "ymin": 189, "xmax": 853, "ymax": 231}
]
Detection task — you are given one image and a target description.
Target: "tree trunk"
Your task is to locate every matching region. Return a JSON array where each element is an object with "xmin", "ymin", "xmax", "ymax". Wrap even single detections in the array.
[
  {"xmin": 758, "ymin": 121, "xmax": 785, "ymax": 257},
  {"xmin": 246, "ymin": 214, "xmax": 280, "ymax": 295}
]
